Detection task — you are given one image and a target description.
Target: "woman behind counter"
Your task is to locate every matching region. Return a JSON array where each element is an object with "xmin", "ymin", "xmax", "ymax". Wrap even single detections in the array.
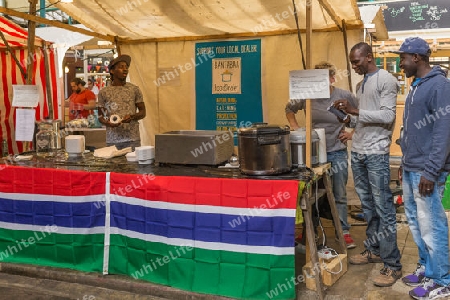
[
  {"xmin": 97, "ymin": 54, "xmax": 146, "ymax": 150},
  {"xmin": 68, "ymin": 78, "xmax": 97, "ymax": 120}
]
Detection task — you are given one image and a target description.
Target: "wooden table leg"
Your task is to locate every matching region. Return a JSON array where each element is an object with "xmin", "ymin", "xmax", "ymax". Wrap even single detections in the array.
[
  {"xmin": 303, "ymin": 201, "xmax": 325, "ymax": 300},
  {"xmin": 323, "ymin": 171, "xmax": 347, "ymax": 255}
]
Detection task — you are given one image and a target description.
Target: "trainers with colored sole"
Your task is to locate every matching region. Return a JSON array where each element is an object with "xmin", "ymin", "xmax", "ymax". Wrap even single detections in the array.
[
  {"xmin": 409, "ymin": 278, "xmax": 450, "ymax": 300},
  {"xmin": 343, "ymin": 233, "xmax": 356, "ymax": 249},
  {"xmin": 335, "ymin": 234, "xmax": 357, "ymax": 249},
  {"xmin": 402, "ymin": 263, "xmax": 425, "ymax": 287}
]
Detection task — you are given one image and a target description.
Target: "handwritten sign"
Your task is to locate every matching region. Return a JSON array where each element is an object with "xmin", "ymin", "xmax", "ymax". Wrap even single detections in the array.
[
  {"xmin": 289, "ymin": 69, "xmax": 330, "ymax": 100},
  {"xmin": 12, "ymin": 85, "xmax": 40, "ymax": 107},
  {"xmin": 363, "ymin": 0, "xmax": 450, "ymax": 31}
]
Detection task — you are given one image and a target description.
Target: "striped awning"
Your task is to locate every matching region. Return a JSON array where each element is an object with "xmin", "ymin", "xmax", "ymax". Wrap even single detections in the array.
[{"xmin": 0, "ymin": 16, "xmax": 59, "ymax": 155}]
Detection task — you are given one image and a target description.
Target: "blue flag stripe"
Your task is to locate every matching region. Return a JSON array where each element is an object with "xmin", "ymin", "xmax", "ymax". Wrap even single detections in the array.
[
  {"xmin": 111, "ymin": 202, "xmax": 295, "ymax": 248},
  {"xmin": 0, "ymin": 198, "xmax": 105, "ymax": 228}
]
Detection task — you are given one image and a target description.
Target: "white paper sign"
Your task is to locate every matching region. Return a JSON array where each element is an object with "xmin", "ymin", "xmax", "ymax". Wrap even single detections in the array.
[
  {"xmin": 15, "ymin": 109, "xmax": 36, "ymax": 141},
  {"xmin": 289, "ymin": 69, "xmax": 330, "ymax": 99},
  {"xmin": 12, "ymin": 85, "xmax": 40, "ymax": 107}
]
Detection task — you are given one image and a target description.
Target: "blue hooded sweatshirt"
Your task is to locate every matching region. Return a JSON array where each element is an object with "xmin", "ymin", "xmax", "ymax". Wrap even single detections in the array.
[{"xmin": 401, "ymin": 66, "xmax": 450, "ymax": 181}]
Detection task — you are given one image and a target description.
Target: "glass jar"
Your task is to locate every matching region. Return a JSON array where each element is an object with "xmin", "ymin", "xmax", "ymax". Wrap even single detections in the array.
[{"xmin": 35, "ymin": 122, "xmax": 58, "ymax": 157}]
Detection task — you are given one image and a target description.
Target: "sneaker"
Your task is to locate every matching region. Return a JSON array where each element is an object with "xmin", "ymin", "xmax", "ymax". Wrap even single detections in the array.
[
  {"xmin": 373, "ymin": 267, "xmax": 402, "ymax": 287},
  {"xmin": 335, "ymin": 232, "xmax": 356, "ymax": 249},
  {"xmin": 402, "ymin": 263, "xmax": 426, "ymax": 287},
  {"xmin": 349, "ymin": 249, "xmax": 382, "ymax": 265},
  {"xmin": 343, "ymin": 233, "xmax": 356, "ymax": 249},
  {"xmin": 409, "ymin": 278, "xmax": 450, "ymax": 300}
]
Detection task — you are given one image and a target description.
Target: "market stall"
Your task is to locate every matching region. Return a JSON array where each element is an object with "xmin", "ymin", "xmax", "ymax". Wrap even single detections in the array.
[
  {"xmin": 0, "ymin": 16, "xmax": 59, "ymax": 154},
  {"xmin": 0, "ymin": 1, "xmax": 390, "ymax": 299},
  {"xmin": 0, "ymin": 156, "xmax": 302, "ymax": 299}
]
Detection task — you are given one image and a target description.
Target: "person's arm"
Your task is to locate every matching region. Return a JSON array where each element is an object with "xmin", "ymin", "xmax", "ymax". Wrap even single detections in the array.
[
  {"xmin": 122, "ymin": 102, "xmax": 146, "ymax": 123},
  {"xmin": 286, "ymin": 112, "xmax": 300, "ymax": 130},
  {"xmin": 83, "ymin": 90, "xmax": 97, "ymax": 110},
  {"xmin": 422, "ymin": 81, "xmax": 450, "ymax": 184},
  {"xmin": 285, "ymin": 100, "xmax": 304, "ymax": 130},
  {"xmin": 358, "ymin": 76, "xmax": 397, "ymax": 124},
  {"xmin": 122, "ymin": 87, "xmax": 146, "ymax": 123}
]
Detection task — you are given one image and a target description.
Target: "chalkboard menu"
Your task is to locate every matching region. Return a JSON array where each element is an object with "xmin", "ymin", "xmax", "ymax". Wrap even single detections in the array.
[{"xmin": 366, "ymin": 0, "xmax": 450, "ymax": 31}]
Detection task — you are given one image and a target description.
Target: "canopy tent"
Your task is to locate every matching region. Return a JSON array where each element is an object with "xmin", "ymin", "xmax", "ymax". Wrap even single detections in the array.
[
  {"xmin": 0, "ymin": 16, "xmax": 59, "ymax": 154},
  {"xmin": 45, "ymin": 0, "xmax": 371, "ymax": 147},
  {"xmin": 49, "ymin": 0, "xmax": 362, "ymax": 40}
]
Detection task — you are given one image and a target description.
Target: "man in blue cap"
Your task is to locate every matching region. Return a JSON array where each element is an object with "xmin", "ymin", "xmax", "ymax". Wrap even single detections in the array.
[{"xmin": 392, "ymin": 37, "xmax": 450, "ymax": 300}]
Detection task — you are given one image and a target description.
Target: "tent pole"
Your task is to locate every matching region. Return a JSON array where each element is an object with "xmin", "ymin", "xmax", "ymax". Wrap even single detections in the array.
[
  {"xmin": 43, "ymin": 45, "xmax": 54, "ymax": 118},
  {"xmin": 305, "ymin": 0, "xmax": 313, "ymax": 168},
  {"xmin": 342, "ymin": 20, "xmax": 353, "ymax": 92},
  {"xmin": 26, "ymin": 0, "xmax": 38, "ymax": 85}
]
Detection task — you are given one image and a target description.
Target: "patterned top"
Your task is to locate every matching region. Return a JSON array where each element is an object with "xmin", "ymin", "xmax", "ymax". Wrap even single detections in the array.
[{"xmin": 97, "ymin": 83, "xmax": 144, "ymax": 144}]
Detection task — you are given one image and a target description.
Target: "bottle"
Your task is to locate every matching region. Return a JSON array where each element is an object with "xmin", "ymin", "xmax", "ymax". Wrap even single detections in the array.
[
  {"xmin": 2, "ymin": 139, "xmax": 8, "ymax": 157},
  {"xmin": 35, "ymin": 122, "xmax": 58, "ymax": 157}
]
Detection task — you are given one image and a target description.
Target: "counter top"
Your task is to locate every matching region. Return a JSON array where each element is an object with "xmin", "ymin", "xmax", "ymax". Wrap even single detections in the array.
[{"xmin": 3, "ymin": 151, "xmax": 313, "ymax": 181}]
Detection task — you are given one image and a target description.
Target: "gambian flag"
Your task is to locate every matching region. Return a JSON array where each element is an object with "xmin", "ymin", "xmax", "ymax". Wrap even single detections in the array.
[
  {"xmin": 108, "ymin": 173, "xmax": 298, "ymax": 299},
  {"xmin": 0, "ymin": 166, "xmax": 105, "ymax": 272}
]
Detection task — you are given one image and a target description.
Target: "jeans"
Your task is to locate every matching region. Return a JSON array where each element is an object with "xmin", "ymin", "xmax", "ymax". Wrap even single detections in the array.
[
  {"xmin": 327, "ymin": 149, "xmax": 350, "ymax": 231},
  {"xmin": 402, "ymin": 170, "xmax": 450, "ymax": 286},
  {"xmin": 351, "ymin": 152, "xmax": 401, "ymax": 270}
]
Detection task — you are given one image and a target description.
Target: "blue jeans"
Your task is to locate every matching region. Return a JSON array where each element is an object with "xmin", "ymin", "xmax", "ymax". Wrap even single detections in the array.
[
  {"xmin": 328, "ymin": 149, "xmax": 350, "ymax": 231},
  {"xmin": 351, "ymin": 152, "xmax": 401, "ymax": 270},
  {"xmin": 402, "ymin": 170, "xmax": 450, "ymax": 286}
]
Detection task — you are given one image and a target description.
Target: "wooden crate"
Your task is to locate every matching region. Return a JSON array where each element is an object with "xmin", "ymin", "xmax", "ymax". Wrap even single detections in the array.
[{"xmin": 302, "ymin": 254, "xmax": 347, "ymax": 291}]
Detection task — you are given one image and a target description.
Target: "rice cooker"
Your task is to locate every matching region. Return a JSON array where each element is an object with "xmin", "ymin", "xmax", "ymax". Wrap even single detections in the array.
[
  {"xmin": 238, "ymin": 123, "xmax": 291, "ymax": 175},
  {"xmin": 290, "ymin": 128, "xmax": 320, "ymax": 167}
]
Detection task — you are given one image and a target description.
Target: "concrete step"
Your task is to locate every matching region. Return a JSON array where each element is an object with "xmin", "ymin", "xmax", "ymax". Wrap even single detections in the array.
[{"xmin": 0, "ymin": 263, "xmax": 232, "ymax": 300}]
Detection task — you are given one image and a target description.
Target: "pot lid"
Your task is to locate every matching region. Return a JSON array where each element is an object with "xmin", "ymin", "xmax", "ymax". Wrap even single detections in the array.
[
  {"xmin": 238, "ymin": 123, "xmax": 290, "ymax": 136},
  {"xmin": 290, "ymin": 128, "xmax": 320, "ymax": 142}
]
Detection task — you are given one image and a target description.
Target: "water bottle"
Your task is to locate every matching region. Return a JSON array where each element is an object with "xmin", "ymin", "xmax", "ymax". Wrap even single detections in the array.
[{"xmin": 2, "ymin": 139, "xmax": 8, "ymax": 157}]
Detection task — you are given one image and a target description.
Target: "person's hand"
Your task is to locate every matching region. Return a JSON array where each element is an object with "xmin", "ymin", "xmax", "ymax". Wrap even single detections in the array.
[
  {"xmin": 121, "ymin": 114, "xmax": 133, "ymax": 123},
  {"xmin": 338, "ymin": 130, "xmax": 353, "ymax": 144},
  {"xmin": 333, "ymin": 99, "xmax": 358, "ymax": 115},
  {"xmin": 419, "ymin": 176, "xmax": 434, "ymax": 197}
]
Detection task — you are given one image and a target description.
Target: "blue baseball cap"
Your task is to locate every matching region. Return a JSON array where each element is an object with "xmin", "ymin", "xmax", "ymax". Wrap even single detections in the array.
[{"xmin": 391, "ymin": 37, "xmax": 431, "ymax": 56}]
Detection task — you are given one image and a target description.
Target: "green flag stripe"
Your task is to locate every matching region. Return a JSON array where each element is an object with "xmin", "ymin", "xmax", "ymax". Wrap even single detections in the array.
[
  {"xmin": 0, "ymin": 228, "xmax": 104, "ymax": 273},
  {"xmin": 109, "ymin": 234, "xmax": 296, "ymax": 299}
]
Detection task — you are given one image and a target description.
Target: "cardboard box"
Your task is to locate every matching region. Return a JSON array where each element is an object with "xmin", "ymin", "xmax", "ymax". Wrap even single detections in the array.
[{"xmin": 302, "ymin": 254, "xmax": 347, "ymax": 291}]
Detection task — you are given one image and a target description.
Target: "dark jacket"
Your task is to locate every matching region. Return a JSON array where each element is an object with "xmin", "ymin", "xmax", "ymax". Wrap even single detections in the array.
[{"xmin": 401, "ymin": 66, "xmax": 450, "ymax": 181}]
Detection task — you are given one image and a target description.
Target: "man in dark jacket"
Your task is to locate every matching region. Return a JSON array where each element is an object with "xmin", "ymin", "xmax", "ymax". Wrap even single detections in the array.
[{"xmin": 393, "ymin": 37, "xmax": 450, "ymax": 300}]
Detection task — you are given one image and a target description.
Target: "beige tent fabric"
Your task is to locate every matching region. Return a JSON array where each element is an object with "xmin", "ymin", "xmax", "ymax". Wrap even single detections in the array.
[
  {"xmin": 48, "ymin": 0, "xmax": 367, "ymax": 146},
  {"xmin": 51, "ymin": 0, "xmax": 361, "ymax": 40},
  {"xmin": 121, "ymin": 30, "xmax": 363, "ymax": 146}
]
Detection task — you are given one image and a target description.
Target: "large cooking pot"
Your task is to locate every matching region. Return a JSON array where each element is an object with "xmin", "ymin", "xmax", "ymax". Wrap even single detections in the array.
[
  {"xmin": 290, "ymin": 128, "xmax": 320, "ymax": 167},
  {"xmin": 238, "ymin": 123, "xmax": 291, "ymax": 175}
]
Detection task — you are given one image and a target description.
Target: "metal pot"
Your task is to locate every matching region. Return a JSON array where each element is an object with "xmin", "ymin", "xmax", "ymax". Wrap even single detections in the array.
[
  {"xmin": 290, "ymin": 128, "xmax": 320, "ymax": 167},
  {"xmin": 238, "ymin": 123, "xmax": 291, "ymax": 175}
]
